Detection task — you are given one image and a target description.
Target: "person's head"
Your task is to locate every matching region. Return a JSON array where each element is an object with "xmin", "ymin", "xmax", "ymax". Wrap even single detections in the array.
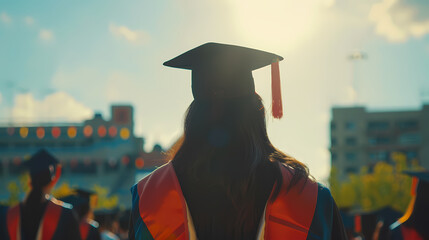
[
  {"xmin": 401, "ymin": 170, "xmax": 429, "ymax": 237},
  {"xmin": 61, "ymin": 189, "xmax": 95, "ymax": 221},
  {"xmin": 24, "ymin": 149, "xmax": 61, "ymax": 196}
]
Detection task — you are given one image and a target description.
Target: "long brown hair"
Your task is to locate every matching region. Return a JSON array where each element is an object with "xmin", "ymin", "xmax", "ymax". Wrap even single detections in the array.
[{"xmin": 172, "ymin": 93, "xmax": 309, "ymax": 238}]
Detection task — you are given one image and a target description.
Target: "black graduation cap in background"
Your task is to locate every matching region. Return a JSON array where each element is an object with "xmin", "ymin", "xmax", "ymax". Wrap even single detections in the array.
[
  {"xmin": 60, "ymin": 188, "xmax": 96, "ymax": 219},
  {"xmin": 403, "ymin": 170, "xmax": 429, "ymax": 183},
  {"xmin": 164, "ymin": 42, "xmax": 285, "ymax": 118},
  {"xmin": 61, "ymin": 188, "xmax": 96, "ymax": 207},
  {"xmin": 23, "ymin": 148, "xmax": 59, "ymax": 177}
]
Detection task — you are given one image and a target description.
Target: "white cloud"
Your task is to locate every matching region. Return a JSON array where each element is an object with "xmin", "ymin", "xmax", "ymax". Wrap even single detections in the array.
[
  {"xmin": 11, "ymin": 92, "xmax": 93, "ymax": 123},
  {"xmin": 24, "ymin": 16, "xmax": 35, "ymax": 26},
  {"xmin": 109, "ymin": 23, "xmax": 150, "ymax": 44},
  {"xmin": 369, "ymin": 0, "xmax": 429, "ymax": 42},
  {"xmin": 39, "ymin": 29, "xmax": 54, "ymax": 42},
  {"xmin": 0, "ymin": 12, "xmax": 12, "ymax": 24}
]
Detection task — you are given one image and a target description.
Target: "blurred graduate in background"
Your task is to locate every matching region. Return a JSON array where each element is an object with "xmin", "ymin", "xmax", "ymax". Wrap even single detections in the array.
[
  {"xmin": 61, "ymin": 189, "xmax": 101, "ymax": 240},
  {"xmin": 3, "ymin": 149, "xmax": 81, "ymax": 240},
  {"xmin": 389, "ymin": 170, "xmax": 429, "ymax": 240}
]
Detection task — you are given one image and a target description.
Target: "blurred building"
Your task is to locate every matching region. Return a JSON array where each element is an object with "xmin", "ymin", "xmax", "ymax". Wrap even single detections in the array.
[
  {"xmin": 0, "ymin": 105, "xmax": 168, "ymax": 207},
  {"xmin": 330, "ymin": 105, "xmax": 429, "ymax": 180}
]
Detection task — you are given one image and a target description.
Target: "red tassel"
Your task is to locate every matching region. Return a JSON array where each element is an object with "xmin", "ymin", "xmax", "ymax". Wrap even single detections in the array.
[
  {"xmin": 271, "ymin": 60, "xmax": 283, "ymax": 119},
  {"xmin": 411, "ymin": 177, "xmax": 418, "ymax": 196},
  {"xmin": 354, "ymin": 215, "xmax": 362, "ymax": 233}
]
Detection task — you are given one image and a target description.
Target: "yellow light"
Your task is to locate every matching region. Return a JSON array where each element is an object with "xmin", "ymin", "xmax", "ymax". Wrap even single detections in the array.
[
  {"xmin": 20, "ymin": 127, "xmax": 29, "ymax": 138},
  {"xmin": 68, "ymin": 127, "xmax": 77, "ymax": 138},
  {"xmin": 120, "ymin": 128, "xmax": 130, "ymax": 140}
]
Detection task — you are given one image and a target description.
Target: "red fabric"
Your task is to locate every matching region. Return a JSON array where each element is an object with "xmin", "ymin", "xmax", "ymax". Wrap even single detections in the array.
[
  {"xmin": 41, "ymin": 200, "xmax": 63, "ymax": 240},
  {"xmin": 271, "ymin": 61, "xmax": 283, "ymax": 119},
  {"xmin": 411, "ymin": 177, "xmax": 418, "ymax": 196},
  {"xmin": 137, "ymin": 163, "xmax": 189, "ymax": 240},
  {"xmin": 80, "ymin": 221, "xmax": 90, "ymax": 240},
  {"xmin": 264, "ymin": 164, "xmax": 318, "ymax": 240},
  {"xmin": 354, "ymin": 215, "xmax": 362, "ymax": 233},
  {"xmin": 7, "ymin": 205, "xmax": 20, "ymax": 240},
  {"xmin": 401, "ymin": 225, "xmax": 423, "ymax": 240},
  {"xmin": 136, "ymin": 162, "xmax": 318, "ymax": 240}
]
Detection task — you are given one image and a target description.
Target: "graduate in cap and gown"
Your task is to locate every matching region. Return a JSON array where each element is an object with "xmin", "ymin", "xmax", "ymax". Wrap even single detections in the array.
[
  {"xmin": 129, "ymin": 43, "xmax": 347, "ymax": 240},
  {"xmin": 5, "ymin": 149, "xmax": 81, "ymax": 240},
  {"xmin": 61, "ymin": 189, "xmax": 101, "ymax": 240},
  {"xmin": 389, "ymin": 170, "xmax": 429, "ymax": 240}
]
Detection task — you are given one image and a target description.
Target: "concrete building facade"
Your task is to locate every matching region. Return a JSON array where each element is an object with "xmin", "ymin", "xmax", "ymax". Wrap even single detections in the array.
[{"xmin": 330, "ymin": 105, "xmax": 429, "ymax": 180}]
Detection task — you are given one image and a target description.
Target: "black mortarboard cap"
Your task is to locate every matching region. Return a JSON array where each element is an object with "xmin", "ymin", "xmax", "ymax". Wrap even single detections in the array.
[
  {"xmin": 164, "ymin": 42, "xmax": 285, "ymax": 118},
  {"xmin": 61, "ymin": 189, "xmax": 95, "ymax": 206},
  {"xmin": 403, "ymin": 170, "xmax": 429, "ymax": 183},
  {"xmin": 60, "ymin": 188, "xmax": 96, "ymax": 219},
  {"xmin": 75, "ymin": 188, "xmax": 96, "ymax": 201},
  {"xmin": 23, "ymin": 148, "xmax": 59, "ymax": 176}
]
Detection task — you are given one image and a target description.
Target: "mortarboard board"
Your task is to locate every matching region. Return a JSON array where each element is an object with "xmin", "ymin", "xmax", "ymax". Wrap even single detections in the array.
[
  {"xmin": 23, "ymin": 148, "xmax": 59, "ymax": 177},
  {"xmin": 164, "ymin": 42, "xmax": 285, "ymax": 118},
  {"xmin": 60, "ymin": 188, "xmax": 96, "ymax": 219},
  {"xmin": 402, "ymin": 170, "xmax": 429, "ymax": 183},
  {"xmin": 62, "ymin": 188, "xmax": 96, "ymax": 206}
]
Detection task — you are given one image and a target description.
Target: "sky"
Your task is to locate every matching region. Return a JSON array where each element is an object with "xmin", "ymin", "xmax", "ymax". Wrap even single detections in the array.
[{"xmin": 1, "ymin": 0, "xmax": 428, "ymax": 181}]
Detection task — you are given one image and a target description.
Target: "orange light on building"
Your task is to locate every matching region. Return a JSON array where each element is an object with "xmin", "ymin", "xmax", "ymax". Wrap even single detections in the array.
[
  {"xmin": 108, "ymin": 126, "xmax": 117, "ymax": 137},
  {"xmin": 7, "ymin": 127, "xmax": 15, "ymax": 136},
  {"xmin": 121, "ymin": 156, "xmax": 130, "ymax": 165},
  {"xmin": 36, "ymin": 127, "xmax": 45, "ymax": 139},
  {"xmin": 83, "ymin": 125, "xmax": 93, "ymax": 137},
  {"xmin": 70, "ymin": 159, "xmax": 78, "ymax": 168},
  {"xmin": 19, "ymin": 127, "xmax": 29, "ymax": 138},
  {"xmin": 120, "ymin": 127, "xmax": 130, "ymax": 140},
  {"xmin": 67, "ymin": 127, "xmax": 77, "ymax": 138},
  {"xmin": 52, "ymin": 127, "xmax": 61, "ymax": 138},
  {"xmin": 13, "ymin": 157, "xmax": 21, "ymax": 165},
  {"xmin": 98, "ymin": 126, "xmax": 107, "ymax": 137},
  {"xmin": 135, "ymin": 157, "xmax": 145, "ymax": 169}
]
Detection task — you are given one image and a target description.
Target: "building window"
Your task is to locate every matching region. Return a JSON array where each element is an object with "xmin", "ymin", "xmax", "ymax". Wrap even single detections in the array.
[
  {"xmin": 70, "ymin": 160, "xmax": 97, "ymax": 174},
  {"xmin": 345, "ymin": 167, "xmax": 358, "ymax": 174},
  {"xmin": 105, "ymin": 159, "xmax": 119, "ymax": 172},
  {"xmin": 9, "ymin": 159, "xmax": 24, "ymax": 175},
  {"xmin": 331, "ymin": 122, "xmax": 336, "ymax": 131},
  {"xmin": 405, "ymin": 151, "xmax": 418, "ymax": 160},
  {"xmin": 346, "ymin": 137, "xmax": 357, "ymax": 146},
  {"xmin": 368, "ymin": 151, "xmax": 389, "ymax": 161},
  {"xmin": 331, "ymin": 152, "xmax": 337, "ymax": 162},
  {"xmin": 396, "ymin": 120, "xmax": 418, "ymax": 130},
  {"xmin": 345, "ymin": 152, "xmax": 357, "ymax": 161},
  {"xmin": 331, "ymin": 138, "xmax": 337, "ymax": 146},
  {"xmin": 368, "ymin": 121, "xmax": 389, "ymax": 131},
  {"xmin": 368, "ymin": 137, "xmax": 390, "ymax": 145},
  {"xmin": 345, "ymin": 121, "xmax": 356, "ymax": 131},
  {"xmin": 398, "ymin": 133, "xmax": 421, "ymax": 145}
]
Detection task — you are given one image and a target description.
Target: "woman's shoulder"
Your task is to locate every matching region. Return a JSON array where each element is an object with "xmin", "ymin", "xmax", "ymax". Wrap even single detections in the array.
[
  {"xmin": 279, "ymin": 163, "xmax": 333, "ymax": 197},
  {"xmin": 131, "ymin": 162, "xmax": 174, "ymax": 194}
]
